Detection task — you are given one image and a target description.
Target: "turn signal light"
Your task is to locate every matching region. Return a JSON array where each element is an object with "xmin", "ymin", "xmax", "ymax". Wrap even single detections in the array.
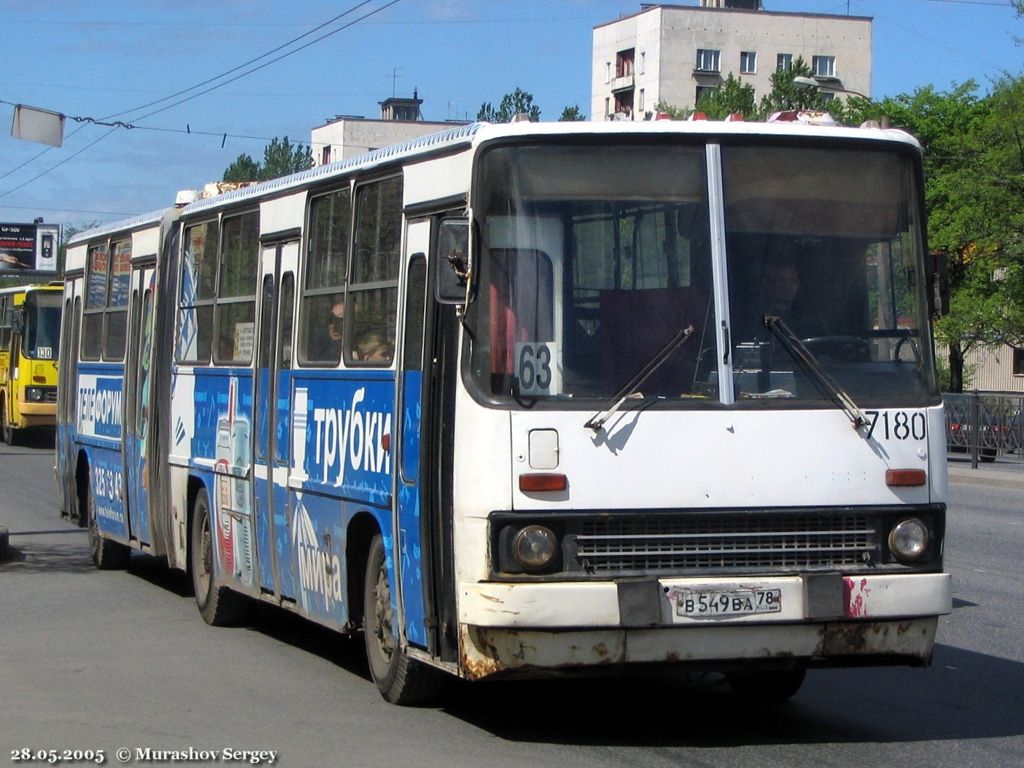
[
  {"xmin": 886, "ymin": 469, "xmax": 926, "ymax": 487},
  {"xmin": 518, "ymin": 473, "xmax": 567, "ymax": 492}
]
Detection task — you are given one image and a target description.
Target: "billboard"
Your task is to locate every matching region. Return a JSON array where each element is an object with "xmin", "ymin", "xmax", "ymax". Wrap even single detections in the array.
[{"xmin": 0, "ymin": 223, "xmax": 60, "ymax": 274}]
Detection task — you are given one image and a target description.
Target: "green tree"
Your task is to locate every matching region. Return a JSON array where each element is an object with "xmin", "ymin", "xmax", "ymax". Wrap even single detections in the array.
[
  {"xmin": 655, "ymin": 57, "xmax": 851, "ymax": 123},
  {"xmin": 222, "ymin": 153, "xmax": 261, "ymax": 183},
  {"xmin": 874, "ymin": 77, "xmax": 1024, "ymax": 391},
  {"xmin": 650, "ymin": 99, "xmax": 687, "ymax": 120},
  {"xmin": 559, "ymin": 105, "xmax": 585, "ymax": 122},
  {"xmin": 694, "ymin": 74, "xmax": 756, "ymax": 119},
  {"xmin": 875, "ymin": 82, "xmax": 994, "ymax": 391},
  {"xmin": 477, "ymin": 87, "xmax": 541, "ymax": 122},
  {"xmin": 262, "ymin": 136, "xmax": 313, "ymax": 179},
  {"xmin": 221, "ymin": 136, "xmax": 312, "ymax": 183},
  {"xmin": 755, "ymin": 56, "xmax": 820, "ymax": 117}
]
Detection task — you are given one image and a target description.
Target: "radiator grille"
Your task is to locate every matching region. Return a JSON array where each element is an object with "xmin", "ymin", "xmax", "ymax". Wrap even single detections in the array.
[{"xmin": 571, "ymin": 513, "xmax": 875, "ymax": 573}]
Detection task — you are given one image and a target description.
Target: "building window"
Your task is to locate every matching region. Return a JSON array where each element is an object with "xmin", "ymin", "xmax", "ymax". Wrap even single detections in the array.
[
  {"xmin": 777, "ymin": 53, "xmax": 793, "ymax": 71},
  {"xmin": 606, "ymin": 62, "xmax": 611, "ymax": 84},
  {"xmin": 740, "ymin": 51, "xmax": 756, "ymax": 75},
  {"xmin": 616, "ymin": 48, "xmax": 635, "ymax": 78},
  {"xmin": 321, "ymin": 145, "xmax": 331, "ymax": 165},
  {"xmin": 613, "ymin": 91, "xmax": 633, "ymax": 118},
  {"xmin": 695, "ymin": 85, "xmax": 717, "ymax": 105},
  {"xmin": 605, "ymin": 97, "xmax": 610, "ymax": 119},
  {"xmin": 812, "ymin": 55, "xmax": 836, "ymax": 78},
  {"xmin": 639, "ymin": 88, "xmax": 645, "ymax": 113},
  {"xmin": 639, "ymin": 50, "xmax": 645, "ymax": 75},
  {"xmin": 695, "ymin": 49, "xmax": 720, "ymax": 73},
  {"xmin": 1014, "ymin": 348, "xmax": 1024, "ymax": 376}
]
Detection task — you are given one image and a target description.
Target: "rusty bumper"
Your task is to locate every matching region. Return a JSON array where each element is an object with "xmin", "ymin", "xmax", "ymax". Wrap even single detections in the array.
[{"xmin": 459, "ymin": 618, "xmax": 940, "ymax": 681}]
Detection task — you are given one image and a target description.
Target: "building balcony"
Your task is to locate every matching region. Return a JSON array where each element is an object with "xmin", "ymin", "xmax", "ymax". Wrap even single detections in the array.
[{"xmin": 611, "ymin": 73, "xmax": 635, "ymax": 93}]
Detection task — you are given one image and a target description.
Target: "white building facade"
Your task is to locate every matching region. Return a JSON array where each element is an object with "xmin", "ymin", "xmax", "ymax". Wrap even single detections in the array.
[
  {"xmin": 592, "ymin": 2, "xmax": 872, "ymax": 119},
  {"xmin": 310, "ymin": 94, "xmax": 465, "ymax": 166}
]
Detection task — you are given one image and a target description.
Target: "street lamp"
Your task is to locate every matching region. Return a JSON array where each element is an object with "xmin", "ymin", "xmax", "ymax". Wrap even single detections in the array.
[{"xmin": 792, "ymin": 76, "xmax": 871, "ymax": 101}]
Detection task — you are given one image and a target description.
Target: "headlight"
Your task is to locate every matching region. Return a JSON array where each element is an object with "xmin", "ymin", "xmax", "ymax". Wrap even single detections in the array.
[
  {"xmin": 889, "ymin": 518, "xmax": 929, "ymax": 562},
  {"xmin": 26, "ymin": 387, "xmax": 43, "ymax": 402},
  {"xmin": 512, "ymin": 525, "xmax": 558, "ymax": 572}
]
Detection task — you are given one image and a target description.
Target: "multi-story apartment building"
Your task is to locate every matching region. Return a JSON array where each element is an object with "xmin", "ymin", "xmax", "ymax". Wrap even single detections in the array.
[{"xmin": 592, "ymin": 1, "xmax": 872, "ymax": 119}]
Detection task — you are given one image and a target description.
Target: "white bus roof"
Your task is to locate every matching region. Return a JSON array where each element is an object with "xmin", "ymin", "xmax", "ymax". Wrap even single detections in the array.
[
  {"xmin": 67, "ymin": 207, "xmax": 171, "ymax": 248},
  {"xmin": 68, "ymin": 119, "xmax": 922, "ymax": 236},
  {"xmin": 178, "ymin": 119, "xmax": 921, "ymax": 217}
]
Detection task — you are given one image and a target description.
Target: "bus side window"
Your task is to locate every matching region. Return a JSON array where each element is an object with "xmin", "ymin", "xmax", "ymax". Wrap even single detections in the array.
[
  {"xmin": 178, "ymin": 220, "xmax": 219, "ymax": 364},
  {"xmin": 300, "ymin": 187, "xmax": 350, "ymax": 366},
  {"xmin": 213, "ymin": 211, "xmax": 259, "ymax": 365},
  {"xmin": 346, "ymin": 176, "xmax": 401, "ymax": 367}
]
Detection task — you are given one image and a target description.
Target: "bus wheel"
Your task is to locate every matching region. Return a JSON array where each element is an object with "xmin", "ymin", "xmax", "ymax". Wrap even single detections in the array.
[
  {"xmin": 728, "ymin": 668, "xmax": 806, "ymax": 704},
  {"xmin": 0, "ymin": 397, "xmax": 16, "ymax": 446},
  {"xmin": 86, "ymin": 469, "xmax": 129, "ymax": 570},
  {"xmin": 189, "ymin": 487, "xmax": 247, "ymax": 626},
  {"xmin": 363, "ymin": 534, "xmax": 442, "ymax": 705}
]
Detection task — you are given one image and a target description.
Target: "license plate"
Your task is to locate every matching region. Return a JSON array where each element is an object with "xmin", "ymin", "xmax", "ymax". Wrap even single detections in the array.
[{"xmin": 676, "ymin": 588, "xmax": 782, "ymax": 618}]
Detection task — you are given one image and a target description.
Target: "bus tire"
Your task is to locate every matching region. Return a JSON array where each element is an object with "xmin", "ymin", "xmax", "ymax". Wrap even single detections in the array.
[
  {"xmin": 363, "ymin": 533, "xmax": 442, "ymax": 705},
  {"xmin": 1, "ymin": 396, "xmax": 17, "ymax": 446},
  {"xmin": 189, "ymin": 487, "xmax": 247, "ymax": 626},
  {"xmin": 86, "ymin": 468, "xmax": 130, "ymax": 570},
  {"xmin": 728, "ymin": 668, "xmax": 806, "ymax": 703}
]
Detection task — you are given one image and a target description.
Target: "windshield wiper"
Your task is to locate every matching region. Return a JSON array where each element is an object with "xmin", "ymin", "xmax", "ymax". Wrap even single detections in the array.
[
  {"xmin": 585, "ymin": 325, "xmax": 694, "ymax": 432},
  {"xmin": 763, "ymin": 315, "xmax": 867, "ymax": 430}
]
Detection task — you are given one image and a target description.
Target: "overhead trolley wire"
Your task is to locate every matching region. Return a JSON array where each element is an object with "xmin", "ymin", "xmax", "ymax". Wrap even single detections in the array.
[{"xmin": 0, "ymin": 0, "xmax": 402, "ymax": 200}]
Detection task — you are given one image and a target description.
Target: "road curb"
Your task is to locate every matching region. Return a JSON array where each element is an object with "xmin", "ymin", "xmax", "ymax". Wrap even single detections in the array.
[{"xmin": 948, "ymin": 466, "xmax": 1024, "ymax": 491}]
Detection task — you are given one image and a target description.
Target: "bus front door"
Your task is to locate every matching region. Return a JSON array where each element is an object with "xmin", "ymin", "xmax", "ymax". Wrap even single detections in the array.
[{"xmin": 395, "ymin": 217, "xmax": 459, "ymax": 662}]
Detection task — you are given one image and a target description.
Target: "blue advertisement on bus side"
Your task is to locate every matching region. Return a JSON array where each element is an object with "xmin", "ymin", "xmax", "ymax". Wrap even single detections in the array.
[
  {"xmin": 290, "ymin": 375, "xmax": 394, "ymax": 507},
  {"xmin": 77, "ymin": 373, "xmax": 124, "ymax": 439}
]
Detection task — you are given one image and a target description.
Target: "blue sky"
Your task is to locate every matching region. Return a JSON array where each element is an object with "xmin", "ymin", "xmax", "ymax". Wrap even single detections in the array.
[{"xmin": 0, "ymin": 0, "xmax": 1021, "ymax": 227}]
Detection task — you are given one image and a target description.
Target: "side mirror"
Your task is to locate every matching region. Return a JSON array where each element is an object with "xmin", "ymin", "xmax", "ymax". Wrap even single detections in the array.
[
  {"xmin": 436, "ymin": 219, "xmax": 469, "ymax": 305},
  {"xmin": 10, "ymin": 309, "xmax": 24, "ymax": 334}
]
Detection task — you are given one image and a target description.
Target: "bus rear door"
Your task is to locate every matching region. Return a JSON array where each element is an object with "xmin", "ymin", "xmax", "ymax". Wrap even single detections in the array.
[{"xmin": 253, "ymin": 240, "xmax": 298, "ymax": 601}]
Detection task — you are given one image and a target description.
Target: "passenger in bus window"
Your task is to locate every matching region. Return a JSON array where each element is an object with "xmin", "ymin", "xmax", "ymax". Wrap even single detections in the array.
[
  {"xmin": 313, "ymin": 294, "xmax": 345, "ymax": 361},
  {"xmin": 354, "ymin": 329, "xmax": 391, "ymax": 363},
  {"xmin": 218, "ymin": 331, "xmax": 236, "ymax": 362}
]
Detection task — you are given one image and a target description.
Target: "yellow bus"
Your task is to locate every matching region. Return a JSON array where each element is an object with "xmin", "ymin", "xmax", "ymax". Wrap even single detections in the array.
[{"xmin": 0, "ymin": 283, "xmax": 62, "ymax": 444}]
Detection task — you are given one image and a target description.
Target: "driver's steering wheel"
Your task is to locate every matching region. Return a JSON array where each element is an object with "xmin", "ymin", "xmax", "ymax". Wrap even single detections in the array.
[{"xmin": 800, "ymin": 335, "xmax": 871, "ymax": 363}]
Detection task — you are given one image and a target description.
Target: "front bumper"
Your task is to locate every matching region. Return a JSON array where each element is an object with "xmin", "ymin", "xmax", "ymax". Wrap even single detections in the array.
[{"xmin": 457, "ymin": 572, "xmax": 951, "ymax": 680}]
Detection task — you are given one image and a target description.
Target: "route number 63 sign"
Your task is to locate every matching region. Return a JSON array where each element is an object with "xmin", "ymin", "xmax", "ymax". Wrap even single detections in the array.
[{"xmin": 515, "ymin": 341, "xmax": 561, "ymax": 397}]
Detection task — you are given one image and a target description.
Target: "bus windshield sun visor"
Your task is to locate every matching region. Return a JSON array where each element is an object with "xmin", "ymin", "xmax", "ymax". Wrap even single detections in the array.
[
  {"xmin": 585, "ymin": 324, "xmax": 694, "ymax": 432},
  {"xmin": 762, "ymin": 315, "xmax": 867, "ymax": 430}
]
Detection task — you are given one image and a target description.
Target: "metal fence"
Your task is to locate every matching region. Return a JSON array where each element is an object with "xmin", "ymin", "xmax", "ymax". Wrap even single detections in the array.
[{"xmin": 943, "ymin": 392, "xmax": 1024, "ymax": 467}]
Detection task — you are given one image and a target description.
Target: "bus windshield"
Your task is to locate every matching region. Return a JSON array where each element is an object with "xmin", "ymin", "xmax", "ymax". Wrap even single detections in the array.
[
  {"xmin": 722, "ymin": 144, "xmax": 937, "ymax": 405},
  {"xmin": 471, "ymin": 142, "xmax": 718, "ymax": 402},
  {"xmin": 469, "ymin": 140, "xmax": 937, "ymax": 407},
  {"xmin": 23, "ymin": 291, "xmax": 62, "ymax": 360}
]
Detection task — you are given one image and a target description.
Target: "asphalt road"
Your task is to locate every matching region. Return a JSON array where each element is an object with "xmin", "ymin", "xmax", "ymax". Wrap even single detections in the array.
[{"xmin": 2, "ymin": 433, "xmax": 1022, "ymax": 768}]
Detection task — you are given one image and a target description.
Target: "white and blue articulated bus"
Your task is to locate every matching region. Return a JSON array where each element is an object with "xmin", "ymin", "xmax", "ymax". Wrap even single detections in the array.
[{"xmin": 57, "ymin": 118, "xmax": 951, "ymax": 704}]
